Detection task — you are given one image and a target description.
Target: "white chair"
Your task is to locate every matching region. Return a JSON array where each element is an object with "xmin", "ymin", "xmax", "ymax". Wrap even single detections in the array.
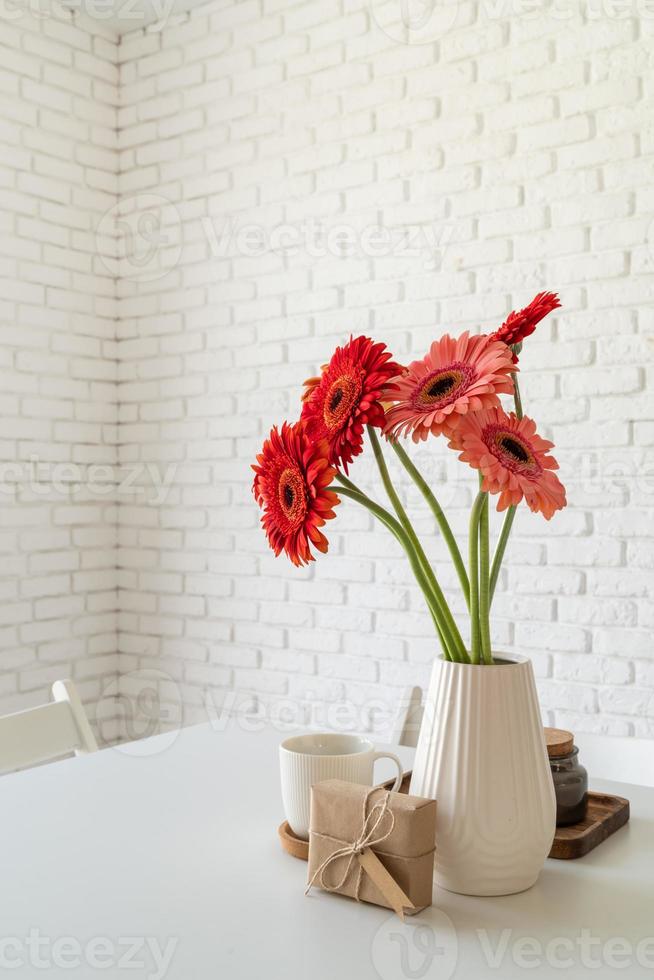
[
  {"xmin": 0, "ymin": 680, "xmax": 98, "ymax": 776},
  {"xmin": 390, "ymin": 685, "xmax": 424, "ymax": 749},
  {"xmin": 575, "ymin": 732, "xmax": 654, "ymax": 789}
]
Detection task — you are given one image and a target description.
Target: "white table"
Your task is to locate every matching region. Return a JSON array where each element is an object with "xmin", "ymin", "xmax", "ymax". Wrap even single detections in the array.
[{"xmin": 1, "ymin": 721, "xmax": 653, "ymax": 979}]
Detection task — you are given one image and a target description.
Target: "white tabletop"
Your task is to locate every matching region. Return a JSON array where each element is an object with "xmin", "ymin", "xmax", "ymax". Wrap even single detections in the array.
[{"xmin": 1, "ymin": 720, "xmax": 653, "ymax": 980}]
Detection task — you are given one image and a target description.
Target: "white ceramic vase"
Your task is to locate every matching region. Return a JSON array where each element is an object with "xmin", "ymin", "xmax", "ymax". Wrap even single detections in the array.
[{"xmin": 409, "ymin": 654, "xmax": 556, "ymax": 896}]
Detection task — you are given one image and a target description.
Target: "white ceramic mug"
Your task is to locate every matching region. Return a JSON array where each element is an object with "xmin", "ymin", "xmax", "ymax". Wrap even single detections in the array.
[{"xmin": 280, "ymin": 732, "xmax": 404, "ymax": 840}]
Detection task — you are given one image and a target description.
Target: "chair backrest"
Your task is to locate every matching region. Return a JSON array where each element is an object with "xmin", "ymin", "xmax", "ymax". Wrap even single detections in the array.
[
  {"xmin": 575, "ymin": 732, "xmax": 654, "ymax": 789},
  {"xmin": 390, "ymin": 685, "xmax": 424, "ymax": 749},
  {"xmin": 0, "ymin": 680, "xmax": 98, "ymax": 776}
]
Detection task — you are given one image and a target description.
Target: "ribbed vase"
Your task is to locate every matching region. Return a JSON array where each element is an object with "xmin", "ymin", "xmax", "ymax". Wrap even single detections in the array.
[{"xmin": 409, "ymin": 655, "xmax": 556, "ymax": 896}]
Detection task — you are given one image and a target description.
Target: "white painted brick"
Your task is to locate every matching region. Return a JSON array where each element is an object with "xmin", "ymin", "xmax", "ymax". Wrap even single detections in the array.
[{"xmin": 519, "ymin": 115, "xmax": 592, "ymax": 153}]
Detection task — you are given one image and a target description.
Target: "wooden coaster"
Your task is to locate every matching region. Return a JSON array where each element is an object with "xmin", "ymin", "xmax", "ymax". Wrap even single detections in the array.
[
  {"xmin": 278, "ymin": 821, "xmax": 309, "ymax": 860},
  {"xmin": 549, "ymin": 792, "xmax": 630, "ymax": 859}
]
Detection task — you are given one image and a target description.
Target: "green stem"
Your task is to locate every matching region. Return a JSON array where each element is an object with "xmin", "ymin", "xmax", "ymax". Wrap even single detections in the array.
[
  {"xmin": 333, "ymin": 482, "xmax": 451, "ymax": 660},
  {"xmin": 334, "ymin": 471, "xmax": 360, "ymax": 495},
  {"xmin": 336, "ymin": 472, "xmax": 451, "ymax": 657},
  {"xmin": 479, "ymin": 493, "xmax": 492, "ymax": 665},
  {"xmin": 489, "ymin": 505, "xmax": 516, "ymax": 602},
  {"xmin": 469, "ymin": 491, "xmax": 486, "ymax": 664},
  {"xmin": 334, "ymin": 478, "xmax": 401, "ymax": 537},
  {"xmin": 367, "ymin": 428, "xmax": 469, "ymax": 663},
  {"xmin": 487, "ymin": 367, "xmax": 523, "ymax": 605},
  {"xmin": 390, "ymin": 441, "xmax": 470, "ymax": 609},
  {"xmin": 428, "ymin": 612, "xmax": 450, "ymax": 659},
  {"xmin": 513, "ymin": 372, "xmax": 524, "ymax": 420}
]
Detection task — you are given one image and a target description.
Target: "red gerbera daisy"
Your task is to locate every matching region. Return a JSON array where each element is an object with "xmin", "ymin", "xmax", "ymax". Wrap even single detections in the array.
[
  {"xmin": 449, "ymin": 407, "xmax": 566, "ymax": 519},
  {"xmin": 490, "ymin": 292, "xmax": 560, "ymax": 355},
  {"xmin": 252, "ymin": 421, "xmax": 339, "ymax": 567},
  {"xmin": 301, "ymin": 335, "xmax": 401, "ymax": 473},
  {"xmin": 384, "ymin": 333, "xmax": 515, "ymax": 443}
]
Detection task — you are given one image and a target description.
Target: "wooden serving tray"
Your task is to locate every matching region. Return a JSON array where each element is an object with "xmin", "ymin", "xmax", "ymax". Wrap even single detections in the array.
[
  {"xmin": 549, "ymin": 792, "xmax": 630, "ymax": 859},
  {"xmin": 278, "ymin": 775, "xmax": 630, "ymax": 863}
]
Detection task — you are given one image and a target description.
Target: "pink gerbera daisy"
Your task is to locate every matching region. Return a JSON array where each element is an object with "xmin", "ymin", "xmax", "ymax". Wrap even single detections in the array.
[
  {"xmin": 449, "ymin": 407, "xmax": 566, "ymax": 519},
  {"xmin": 384, "ymin": 333, "xmax": 515, "ymax": 443}
]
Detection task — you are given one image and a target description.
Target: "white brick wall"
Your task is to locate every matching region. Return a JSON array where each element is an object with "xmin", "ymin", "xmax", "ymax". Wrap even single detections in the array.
[
  {"xmin": 0, "ymin": 4, "xmax": 119, "ymax": 737},
  {"xmin": 2, "ymin": 0, "xmax": 653, "ymax": 744},
  {"xmin": 113, "ymin": 0, "xmax": 653, "ymax": 739}
]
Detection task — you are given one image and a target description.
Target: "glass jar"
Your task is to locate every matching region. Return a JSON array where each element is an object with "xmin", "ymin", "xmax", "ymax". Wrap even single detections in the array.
[{"xmin": 545, "ymin": 728, "xmax": 588, "ymax": 826}]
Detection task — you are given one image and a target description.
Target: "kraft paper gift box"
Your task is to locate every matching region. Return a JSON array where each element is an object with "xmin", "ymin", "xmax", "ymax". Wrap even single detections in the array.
[{"xmin": 306, "ymin": 779, "xmax": 436, "ymax": 917}]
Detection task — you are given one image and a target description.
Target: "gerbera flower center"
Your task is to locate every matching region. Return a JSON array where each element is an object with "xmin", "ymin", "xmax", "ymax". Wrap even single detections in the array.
[
  {"xmin": 323, "ymin": 374, "xmax": 362, "ymax": 431},
  {"xmin": 485, "ymin": 425, "xmax": 541, "ymax": 476},
  {"xmin": 278, "ymin": 466, "xmax": 307, "ymax": 526},
  {"xmin": 427, "ymin": 374, "xmax": 457, "ymax": 398},
  {"xmin": 330, "ymin": 388, "xmax": 344, "ymax": 411},
  {"xmin": 414, "ymin": 364, "xmax": 474, "ymax": 411},
  {"xmin": 499, "ymin": 436, "xmax": 530, "ymax": 463}
]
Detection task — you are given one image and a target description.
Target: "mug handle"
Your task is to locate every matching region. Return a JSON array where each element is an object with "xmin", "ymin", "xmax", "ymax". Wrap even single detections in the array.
[{"xmin": 372, "ymin": 751, "xmax": 404, "ymax": 792}]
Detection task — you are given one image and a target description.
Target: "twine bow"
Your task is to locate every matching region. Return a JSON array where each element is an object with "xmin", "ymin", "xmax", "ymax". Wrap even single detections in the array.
[{"xmin": 305, "ymin": 788, "xmax": 395, "ymax": 900}]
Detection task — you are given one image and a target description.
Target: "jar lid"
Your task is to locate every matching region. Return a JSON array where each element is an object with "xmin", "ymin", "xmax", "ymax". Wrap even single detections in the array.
[{"xmin": 544, "ymin": 727, "xmax": 574, "ymax": 758}]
